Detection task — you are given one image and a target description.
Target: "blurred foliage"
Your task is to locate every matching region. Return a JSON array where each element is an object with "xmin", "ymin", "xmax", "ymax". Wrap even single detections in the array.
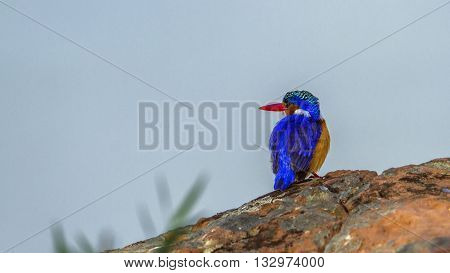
[
  {"xmin": 51, "ymin": 173, "xmax": 208, "ymax": 253},
  {"xmin": 74, "ymin": 232, "xmax": 95, "ymax": 253},
  {"xmin": 51, "ymin": 225, "xmax": 70, "ymax": 253},
  {"xmin": 51, "ymin": 225, "xmax": 115, "ymax": 253},
  {"xmin": 155, "ymin": 174, "xmax": 173, "ymax": 216},
  {"xmin": 157, "ymin": 175, "xmax": 207, "ymax": 252}
]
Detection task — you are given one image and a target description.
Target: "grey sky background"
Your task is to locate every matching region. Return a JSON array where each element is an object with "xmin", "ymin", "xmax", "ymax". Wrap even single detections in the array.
[{"xmin": 1, "ymin": 0, "xmax": 449, "ymax": 252}]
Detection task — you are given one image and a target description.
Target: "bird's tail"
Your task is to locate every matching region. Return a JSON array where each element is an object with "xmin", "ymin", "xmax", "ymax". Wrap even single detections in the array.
[{"xmin": 274, "ymin": 165, "xmax": 296, "ymax": 190}]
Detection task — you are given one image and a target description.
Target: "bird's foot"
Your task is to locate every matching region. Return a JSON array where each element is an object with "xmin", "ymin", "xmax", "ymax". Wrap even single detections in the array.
[{"xmin": 312, "ymin": 172, "xmax": 324, "ymax": 179}]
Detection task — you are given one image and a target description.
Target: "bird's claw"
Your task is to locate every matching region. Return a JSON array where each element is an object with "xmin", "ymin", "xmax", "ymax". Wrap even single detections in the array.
[{"xmin": 312, "ymin": 172, "xmax": 324, "ymax": 179}]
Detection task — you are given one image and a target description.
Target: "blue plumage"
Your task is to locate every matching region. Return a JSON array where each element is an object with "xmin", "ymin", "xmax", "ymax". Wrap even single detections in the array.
[
  {"xmin": 262, "ymin": 90, "xmax": 324, "ymax": 190},
  {"xmin": 269, "ymin": 114, "xmax": 322, "ymax": 190},
  {"xmin": 283, "ymin": 90, "xmax": 321, "ymax": 120}
]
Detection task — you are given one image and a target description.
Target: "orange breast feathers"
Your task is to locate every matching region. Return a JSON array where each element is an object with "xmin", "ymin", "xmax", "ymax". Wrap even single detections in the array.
[{"xmin": 309, "ymin": 119, "xmax": 330, "ymax": 174}]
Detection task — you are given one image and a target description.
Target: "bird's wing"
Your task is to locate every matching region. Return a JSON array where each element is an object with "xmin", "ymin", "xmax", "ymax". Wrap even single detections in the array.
[{"xmin": 269, "ymin": 114, "xmax": 322, "ymax": 178}]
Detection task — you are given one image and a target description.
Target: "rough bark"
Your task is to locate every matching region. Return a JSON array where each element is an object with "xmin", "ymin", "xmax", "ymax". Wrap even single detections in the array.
[{"xmin": 110, "ymin": 158, "xmax": 450, "ymax": 253}]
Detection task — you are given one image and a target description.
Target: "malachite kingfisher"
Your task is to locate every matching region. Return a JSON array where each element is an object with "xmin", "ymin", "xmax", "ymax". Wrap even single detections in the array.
[{"xmin": 259, "ymin": 90, "xmax": 330, "ymax": 190}]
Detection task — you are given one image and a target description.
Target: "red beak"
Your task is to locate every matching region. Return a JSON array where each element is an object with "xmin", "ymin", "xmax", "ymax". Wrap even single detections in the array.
[{"xmin": 258, "ymin": 103, "xmax": 286, "ymax": 112}]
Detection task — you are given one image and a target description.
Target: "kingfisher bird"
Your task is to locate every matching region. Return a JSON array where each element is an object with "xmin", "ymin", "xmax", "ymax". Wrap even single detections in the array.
[{"xmin": 259, "ymin": 90, "xmax": 330, "ymax": 190}]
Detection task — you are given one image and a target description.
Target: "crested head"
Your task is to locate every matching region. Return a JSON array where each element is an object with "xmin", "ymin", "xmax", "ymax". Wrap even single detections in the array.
[{"xmin": 282, "ymin": 90, "xmax": 321, "ymax": 120}]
